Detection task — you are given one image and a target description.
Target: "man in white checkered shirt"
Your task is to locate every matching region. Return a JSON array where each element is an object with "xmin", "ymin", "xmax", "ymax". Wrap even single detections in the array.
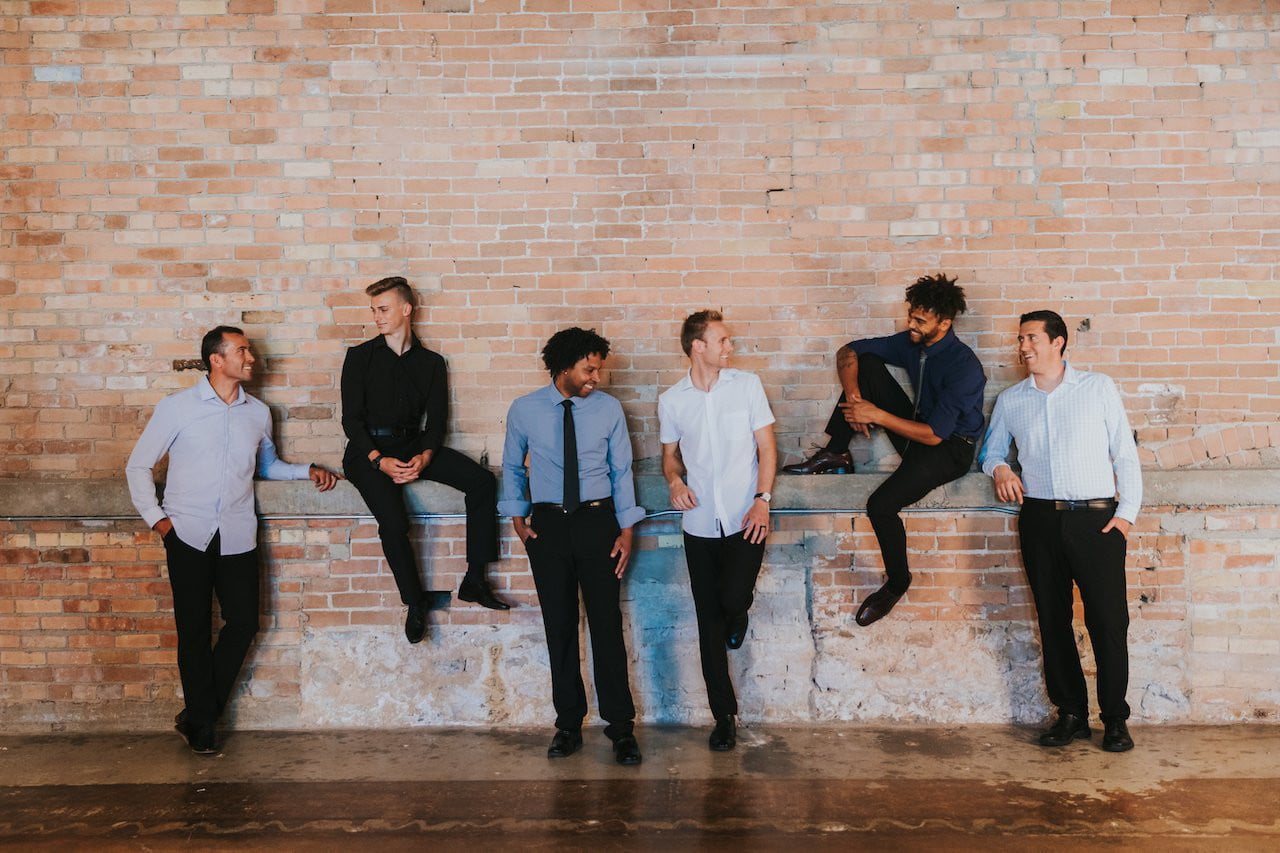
[{"xmin": 979, "ymin": 310, "xmax": 1142, "ymax": 754}]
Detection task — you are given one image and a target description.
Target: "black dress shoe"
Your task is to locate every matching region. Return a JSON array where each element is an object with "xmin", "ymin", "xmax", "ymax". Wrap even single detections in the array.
[
  {"xmin": 458, "ymin": 577, "xmax": 511, "ymax": 611},
  {"xmin": 782, "ymin": 448, "xmax": 853, "ymax": 475},
  {"xmin": 612, "ymin": 734, "xmax": 642, "ymax": 766},
  {"xmin": 726, "ymin": 614, "xmax": 749, "ymax": 650},
  {"xmin": 405, "ymin": 602, "xmax": 427, "ymax": 644},
  {"xmin": 1039, "ymin": 711, "xmax": 1092, "ymax": 746},
  {"xmin": 1101, "ymin": 720, "xmax": 1134, "ymax": 753},
  {"xmin": 709, "ymin": 716, "xmax": 736, "ymax": 752},
  {"xmin": 855, "ymin": 584, "xmax": 904, "ymax": 626},
  {"xmin": 187, "ymin": 723, "xmax": 218, "ymax": 755},
  {"xmin": 546, "ymin": 729, "xmax": 583, "ymax": 758}
]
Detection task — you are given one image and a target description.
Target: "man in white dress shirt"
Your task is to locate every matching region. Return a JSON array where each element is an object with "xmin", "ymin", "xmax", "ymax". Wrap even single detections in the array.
[
  {"xmin": 980, "ymin": 310, "xmax": 1141, "ymax": 753},
  {"xmin": 127, "ymin": 326, "xmax": 339, "ymax": 754},
  {"xmin": 658, "ymin": 310, "xmax": 776, "ymax": 751}
]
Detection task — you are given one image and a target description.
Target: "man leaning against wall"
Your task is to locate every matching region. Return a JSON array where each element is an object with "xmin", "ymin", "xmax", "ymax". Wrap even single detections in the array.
[
  {"xmin": 980, "ymin": 310, "xmax": 1141, "ymax": 753},
  {"xmin": 126, "ymin": 326, "xmax": 339, "ymax": 754}
]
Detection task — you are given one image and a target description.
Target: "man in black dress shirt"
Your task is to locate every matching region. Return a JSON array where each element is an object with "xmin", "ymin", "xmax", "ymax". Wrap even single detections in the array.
[{"xmin": 342, "ymin": 277, "xmax": 509, "ymax": 645}]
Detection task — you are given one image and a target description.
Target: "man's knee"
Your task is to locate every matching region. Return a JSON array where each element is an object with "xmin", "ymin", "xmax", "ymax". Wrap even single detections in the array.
[{"xmin": 866, "ymin": 489, "xmax": 902, "ymax": 522}]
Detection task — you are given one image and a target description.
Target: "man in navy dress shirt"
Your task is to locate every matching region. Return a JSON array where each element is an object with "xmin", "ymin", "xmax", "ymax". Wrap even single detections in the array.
[
  {"xmin": 127, "ymin": 326, "xmax": 339, "ymax": 754},
  {"xmin": 784, "ymin": 274, "xmax": 987, "ymax": 626},
  {"xmin": 499, "ymin": 327, "xmax": 646, "ymax": 766}
]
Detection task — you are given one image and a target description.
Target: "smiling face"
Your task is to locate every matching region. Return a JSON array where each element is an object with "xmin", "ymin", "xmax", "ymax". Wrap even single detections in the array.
[
  {"xmin": 370, "ymin": 289, "xmax": 413, "ymax": 337},
  {"xmin": 691, "ymin": 320, "xmax": 734, "ymax": 371},
  {"xmin": 556, "ymin": 353, "xmax": 604, "ymax": 398},
  {"xmin": 209, "ymin": 332, "xmax": 255, "ymax": 385},
  {"xmin": 905, "ymin": 304, "xmax": 951, "ymax": 347},
  {"xmin": 1017, "ymin": 320, "xmax": 1065, "ymax": 376}
]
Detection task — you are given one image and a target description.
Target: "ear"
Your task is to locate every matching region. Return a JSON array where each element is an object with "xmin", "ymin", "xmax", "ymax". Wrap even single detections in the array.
[
  {"xmin": 400, "ymin": 300, "xmax": 413, "ymax": 318},
  {"xmin": 938, "ymin": 316, "xmax": 954, "ymax": 334}
]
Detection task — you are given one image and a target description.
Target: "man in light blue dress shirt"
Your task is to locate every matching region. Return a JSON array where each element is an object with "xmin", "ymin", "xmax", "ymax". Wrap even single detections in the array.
[
  {"xmin": 499, "ymin": 327, "xmax": 646, "ymax": 766},
  {"xmin": 127, "ymin": 326, "xmax": 339, "ymax": 754},
  {"xmin": 980, "ymin": 310, "xmax": 1142, "ymax": 753}
]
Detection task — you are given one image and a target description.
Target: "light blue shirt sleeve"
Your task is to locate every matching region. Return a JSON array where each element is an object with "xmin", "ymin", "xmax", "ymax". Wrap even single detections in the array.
[
  {"xmin": 979, "ymin": 392, "xmax": 1013, "ymax": 478},
  {"xmin": 604, "ymin": 397, "xmax": 645, "ymax": 530},
  {"xmin": 256, "ymin": 431, "xmax": 312, "ymax": 481},
  {"xmin": 125, "ymin": 396, "xmax": 180, "ymax": 530},
  {"xmin": 1101, "ymin": 376, "xmax": 1143, "ymax": 523},
  {"xmin": 498, "ymin": 397, "xmax": 533, "ymax": 519}
]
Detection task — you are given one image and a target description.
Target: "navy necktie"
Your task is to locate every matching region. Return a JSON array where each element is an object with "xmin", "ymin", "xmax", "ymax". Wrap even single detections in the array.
[{"xmin": 561, "ymin": 399, "xmax": 579, "ymax": 513}]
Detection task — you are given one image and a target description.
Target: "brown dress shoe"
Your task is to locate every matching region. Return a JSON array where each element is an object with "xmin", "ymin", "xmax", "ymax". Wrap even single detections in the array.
[{"xmin": 782, "ymin": 448, "xmax": 853, "ymax": 475}]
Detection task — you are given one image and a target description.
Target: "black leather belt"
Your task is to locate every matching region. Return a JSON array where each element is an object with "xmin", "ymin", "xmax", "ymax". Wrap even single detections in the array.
[
  {"xmin": 533, "ymin": 498, "xmax": 613, "ymax": 514},
  {"xmin": 1025, "ymin": 497, "xmax": 1117, "ymax": 511},
  {"xmin": 368, "ymin": 426, "xmax": 420, "ymax": 438}
]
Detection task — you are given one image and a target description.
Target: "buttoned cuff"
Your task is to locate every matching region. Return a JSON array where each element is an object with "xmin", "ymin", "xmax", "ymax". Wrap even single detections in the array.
[
  {"xmin": 615, "ymin": 505, "xmax": 646, "ymax": 529},
  {"xmin": 498, "ymin": 499, "xmax": 532, "ymax": 519},
  {"xmin": 1115, "ymin": 501, "xmax": 1139, "ymax": 524}
]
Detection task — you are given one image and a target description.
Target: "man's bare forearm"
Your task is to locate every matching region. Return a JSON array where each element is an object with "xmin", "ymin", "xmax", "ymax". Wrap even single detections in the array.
[{"xmin": 836, "ymin": 345, "xmax": 860, "ymax": 400}]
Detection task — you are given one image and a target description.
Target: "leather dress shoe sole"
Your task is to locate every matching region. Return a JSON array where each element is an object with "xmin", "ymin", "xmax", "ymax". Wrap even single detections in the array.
[
  {"xmin": 458, "ymin": 581, "xmax": 511, "ymax": 611},
  {"xmin": 547, "ymin": 729, "xmax": 583, "ymax": 758},
  {"xmin": 855, "ymin": 587, "xmax": 904, "ymax": 626}
]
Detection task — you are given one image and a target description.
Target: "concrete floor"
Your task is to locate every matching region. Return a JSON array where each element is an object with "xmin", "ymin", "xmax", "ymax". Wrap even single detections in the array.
[{"xmin": 1, "ymin": 724, "xmax": 1277, "ymax": 850}]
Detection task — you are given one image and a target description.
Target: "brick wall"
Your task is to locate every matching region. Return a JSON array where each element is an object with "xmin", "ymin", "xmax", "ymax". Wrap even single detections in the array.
[
  {"xmin": 4, "ymin": 496, "xmax": 1277, "ymax": 731},
  {"xmin": 2, "ymin": 1, "xmax": 1278, "ymax": 729},
  {"xmin": 2, "ymin": 0, "xmax": 1278, "ymax": 475}
]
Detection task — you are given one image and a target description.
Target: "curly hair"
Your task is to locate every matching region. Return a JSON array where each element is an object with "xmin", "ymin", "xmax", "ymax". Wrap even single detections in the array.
[
  {"xmin": 904, "ymin": 273, "xmax": 967, "ymax": 320},
  {"xmin": 541, "ymin": 327, "xmax": 611, "ymax": 376}
]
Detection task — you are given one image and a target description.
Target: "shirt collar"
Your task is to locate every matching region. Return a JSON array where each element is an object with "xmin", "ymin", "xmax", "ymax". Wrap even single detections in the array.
[
  {"xmin": 540, "ymin": 381, "xmax": 577, "ymax": 407},
  {"xmin": 675, "ymin": 367, "xmax": 739, "ymax": 393},
  {"xmin": 1020, "ymin": 362, "xmax": 1080, "ymax": 394},
  {"xmin": 372, "ymin": 332, "xmax": 422, "ymax": 353},
  {"xmin": 197, "ymin": 375, "xmax": 246, "ymax": 406},
  {"xmin": 920, "ymin": 327, "xmax": 959, "ymax": 354}
]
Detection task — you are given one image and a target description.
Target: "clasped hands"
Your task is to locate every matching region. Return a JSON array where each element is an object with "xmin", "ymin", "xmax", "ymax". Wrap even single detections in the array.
[{"xmin": 377, "ymin": 450, "xmax": 434, "ymax": 484}]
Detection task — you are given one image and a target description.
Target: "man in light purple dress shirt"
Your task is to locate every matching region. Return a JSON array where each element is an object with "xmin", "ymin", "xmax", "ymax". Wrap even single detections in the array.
[{"xmin": 127, "ymin": 325, "xmax": 338, "ymax": 754}]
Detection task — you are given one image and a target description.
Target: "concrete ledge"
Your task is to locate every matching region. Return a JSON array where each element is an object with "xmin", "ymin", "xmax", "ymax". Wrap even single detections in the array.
[{"xmin": 2, "ymin": 470, "xmax": 1278, "ymax": 519}]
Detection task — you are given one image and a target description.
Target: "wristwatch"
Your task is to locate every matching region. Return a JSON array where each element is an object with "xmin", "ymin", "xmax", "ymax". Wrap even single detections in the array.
[
  {"xmin": 754, "ymin": 491, "xmax": 772, "ymax": 503},
  {"xmin": 370, "ymin": 454, "xmax": 384, "ymax": 471}
]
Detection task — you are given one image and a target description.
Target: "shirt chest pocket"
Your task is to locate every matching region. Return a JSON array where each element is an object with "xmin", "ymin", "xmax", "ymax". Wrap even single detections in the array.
[{"xmin": 711, "ymin": 398, "xmax": 756, "ymax": 447}]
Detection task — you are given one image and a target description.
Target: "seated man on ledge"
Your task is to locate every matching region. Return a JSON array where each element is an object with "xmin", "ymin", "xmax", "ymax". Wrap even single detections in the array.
[
  {"xmin": 341, "ymin": 276, "xmax": 510, "ymax": 648},
  {"xmin": 783, "ymin": 274, "xmax": 986, "ymax": 626}
]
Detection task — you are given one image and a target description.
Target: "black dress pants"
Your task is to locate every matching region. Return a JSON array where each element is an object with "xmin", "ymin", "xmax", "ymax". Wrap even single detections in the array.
[
  {"xmin": 163, "ymin": 530, "xmax": 259, "ymax": 730},
  {"xmin": 1018, "ymin": 501, "xmax": 1131, "ymax": 722},
  {"xmin": 344, "ymin": 443, "xmax": 498, "ymax": 605},
  {"xmin": 523, "ymin": 503, "xmax": 635, "ymax": 739},
  {"xmin": 684, "ymin": 530, "xmax": 766, "ymax": 719},
  {"xmin": 824, "ymin": 353, "xmax": 975, "ymax": 594}
]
